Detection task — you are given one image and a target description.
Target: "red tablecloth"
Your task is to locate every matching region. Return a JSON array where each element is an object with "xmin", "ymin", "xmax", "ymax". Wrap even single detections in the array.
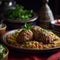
[
  {"xmin": 8, "ymin": 56, "xmax": 46, "ymax": 60},
  {"xmin": 47, "ymin": 51, "xmax": 60, "ymax": 60},
  {"xmin": 8, "ymin": 50, "xmax": 60, "ymax": 60}
]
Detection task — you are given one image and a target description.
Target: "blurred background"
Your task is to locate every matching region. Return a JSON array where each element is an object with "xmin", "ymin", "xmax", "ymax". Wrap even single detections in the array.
[
  {"xmin": 0, "ymin": 0, "xmax": 60, "ymax": 30},
  {"xmin": 0, "ymin": 0, "xmax": 60, "ymax": 18},
  {"xmin": 16, "ymin": 0, "xmax": 60, "ymax": 17}
]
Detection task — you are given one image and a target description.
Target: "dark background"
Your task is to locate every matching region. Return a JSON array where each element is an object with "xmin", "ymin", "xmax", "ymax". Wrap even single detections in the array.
[
  {"xmin": 0, "ymin": 0, "xmax": 60, "ymax": 17},
  {"xmin": 0, "ymin": 0, "xmax": 60, "ymax": 18},
  {"xmin": 16, "ymin": 0, "xmax": 55, "ymax": 16},
  {"xmin": 15, "ymin": 0, "xmax": 60, "ymax": 17}
]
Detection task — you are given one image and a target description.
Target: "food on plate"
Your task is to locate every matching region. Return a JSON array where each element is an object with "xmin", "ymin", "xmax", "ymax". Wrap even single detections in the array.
[
  {"xmin": 20, "ymin": 41, "xmax": 43, "ymax": 49},
  {"xmin": 17, "ymin": 30, "xmax": 33, "ymax": 42},
  {"xmin": 31, "ymin": 26, "xmax": 53, "ymax": 44},
  {"xmin": 53, "ymin": 40, "xmax": 60, "ymax": 46},
  {"xmin": 31, "ymin": 26, "xmax": 60, "ymax": 44},
  {"xmin": 6, "ymin": 24, "xmax": 60, "ymax": 49},
  {"xmin": 31, "ymin": 26, "xmax": 42, "ymax": 40},
  {"xmin": 17, "ymin": 24, "xmax": 33, "ymax": 42},
  {"xmin": 54, "ymin": 20, "xmax": 60, "ymax": 25}
]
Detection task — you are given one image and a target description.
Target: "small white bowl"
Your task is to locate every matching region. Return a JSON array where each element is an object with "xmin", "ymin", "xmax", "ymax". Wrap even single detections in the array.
[
  {"xmin": 0, "ymin": 24, "xmax": 7, "ymax": 40},
  {"xmin": 51, "ymin": 19, "xmax": 60, "ymax": 32}
]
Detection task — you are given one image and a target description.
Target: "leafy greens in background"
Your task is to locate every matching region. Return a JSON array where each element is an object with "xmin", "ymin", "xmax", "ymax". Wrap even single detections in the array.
[{"xmin": 5, "ymin": 4, "xmax": 33, "ymax": 20}]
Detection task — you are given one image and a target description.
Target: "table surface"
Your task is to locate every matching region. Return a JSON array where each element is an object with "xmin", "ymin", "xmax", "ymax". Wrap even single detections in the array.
[{"xmin": 8, "ymin": 49, "xmax": 60, "ymax": 60}]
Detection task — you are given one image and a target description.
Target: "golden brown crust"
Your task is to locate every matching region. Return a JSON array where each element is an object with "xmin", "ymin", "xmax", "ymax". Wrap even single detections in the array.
[{"xmin": 17, "ymin": 30, "xmax": 33, "ymax": 42}]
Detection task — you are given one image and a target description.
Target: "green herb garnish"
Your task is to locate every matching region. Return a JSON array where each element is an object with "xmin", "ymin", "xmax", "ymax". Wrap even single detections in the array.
[
  {"xmin": 22, "ymin": 24, "xmax": 32, "ymax": 30},
  {"xmin": 41, "ymin": 29, "xmax": 47, "ymax": 33}
]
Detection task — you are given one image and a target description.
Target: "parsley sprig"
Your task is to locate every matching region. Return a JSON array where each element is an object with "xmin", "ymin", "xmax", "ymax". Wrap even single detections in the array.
[{"xmin": 22, "ymin": 24, "xmax": 32, "ymax": 30}]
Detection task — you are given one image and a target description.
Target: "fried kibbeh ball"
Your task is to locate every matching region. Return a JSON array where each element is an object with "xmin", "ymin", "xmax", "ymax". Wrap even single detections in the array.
[
  {"xmin": 38, "ymin": 31, "xmax": 54, "ymax": 44},
  {"xmin": 31, "ymin": 26, "xmax": 42, "ymax": 40},
  {"xmin": 31, "ymin": 26, "xmax": 56, "ymax": 44},
  {"xmin": 16, "ymin": 30, "xmax": 33, "ymax": 42},
  {"xmin": 39, "ymin": 29, "xmax": 60, "ymax": 44}
]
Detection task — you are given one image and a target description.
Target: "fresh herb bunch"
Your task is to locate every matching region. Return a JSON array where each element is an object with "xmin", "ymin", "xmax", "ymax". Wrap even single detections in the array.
[
  {"xmin": 5, "ymin": 4, "xmax": 33, "ymax": 20},
  {"xmin": 0, "ymin": 44, "xmax": 6, "ymax": 59},
  {"xmin": 22, "ymin": 24, "xmax": 32, "ymax": 30}
]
